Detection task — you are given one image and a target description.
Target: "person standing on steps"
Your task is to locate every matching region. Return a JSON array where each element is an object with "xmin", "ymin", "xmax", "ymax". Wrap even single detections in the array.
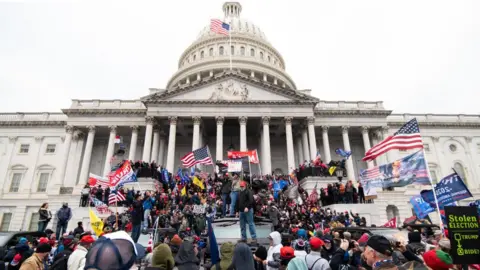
[
  {"xmin": 55, "ymin": 203, "xmax": 71, "ymax": 239},
  {"xmin": 236, "ymin": 180, "xmax": 257, "ymax": 244}
]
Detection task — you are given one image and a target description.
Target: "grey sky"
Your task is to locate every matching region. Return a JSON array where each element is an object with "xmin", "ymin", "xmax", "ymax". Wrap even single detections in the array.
[{"xmin": 0, "ymin": 0, "xmax": 478, "ymax": 114}]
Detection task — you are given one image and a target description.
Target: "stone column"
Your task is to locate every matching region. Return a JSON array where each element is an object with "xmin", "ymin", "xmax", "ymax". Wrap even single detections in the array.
[
  {"xmin": 285, "ymin": 117, "xmax": 295, "ymax": 173},
  {"xmin": 239, "ymin": 116, "xmax": 248, "ymax": 151},
  {"xmin": 321, "ymin": 126, "xmax": 331, "ymax": 163},
  {"xmin": 382, "ymin": 126, "xmax": 394, "ymax": 162},
  {"xmin": 373, "ymin": 129, "xmax": 387, "ymax": 166},
  {"xmin": 128, "ymin": 126, "xmax": 139, "ymax": 161},
  {"xmin": 58, "ymin": 125, "xmax": 74, "ymax": 185},
  {"xmin": 192, "ymin": 116, "xmax": 201, "ymax": 151},
  {"xmin": 79, "ymin": 126, "xmax": 96, "ymax": 184},
  {"xmin": 464, "ymin": 136, "xmax": 479, "ymax": 187},
  {"xmin": 361, "ymin": 126, "xmax": 374, "ymax": 169},
  {"xmin": 307, "ymin": 117, "xmax": 317, "ymax": 160},
  {"xmin": 151, "ymin": 128, "xmax": 160, "ymax": 163},
  {"xmin": 341, "ymin": 126, "xmax": 356, "ymax": 181},
  {"xmin": 142, "ymin": 117, "xmax": 155, "ymax": 162},
  {"xmin": 158, "ymin": 131, "xmax": 166, "ymax": 166},
  {"xmin": 216, "ymin": 117, "xmax": 224, "ymax": 161},
  {"xmin": 296, "ymin": 136, "xmax": 304, "ymax": 167},
  {"xmin": 262, "ymin": 116, "xmax": 272, "ymax": 175},
  {"xmin": 103, "ymin": 125, "xmax": 117, "ymax": 176},
  {"xmin": 301, "ymin": 127, "xmax": 310, "ymax": 162},
  {"xmin": 165, "ymin": 116, "xmax": 177, "ymax": 172}
]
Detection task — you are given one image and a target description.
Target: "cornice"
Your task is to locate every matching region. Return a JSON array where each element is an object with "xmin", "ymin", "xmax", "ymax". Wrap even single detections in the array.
[
  {"xmin": 387, "ymin": 121, "xmax": 480, "ymax": 128},
  {"xmin": 314, "ymin": 110, "xmax": 392, "ymax": 116},
  {"xmin": 61, "ymin": 108, "xmax": 146, "ymax": 116},
  {"xmin": 0, "ymin": 121, "xmax": 66, "ymax": 127},
  {"xmin": 147, "ymin": 100, "xmax": 316, "ymax": 105}
]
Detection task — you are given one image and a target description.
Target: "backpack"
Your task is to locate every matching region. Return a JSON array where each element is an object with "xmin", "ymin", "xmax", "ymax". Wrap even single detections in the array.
[
  {"xmin": 50, "ymin": 252, "xmax": 70, "ymax": 270},
  {"xmin": 305, "ymin": 256, "xmax": 322, "ymax": 270}
]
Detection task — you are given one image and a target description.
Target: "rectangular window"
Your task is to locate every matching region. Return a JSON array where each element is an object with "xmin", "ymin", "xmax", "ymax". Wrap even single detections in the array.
[
  {"xmin": 19, "ymin": 144, "xmax": 29, "ymax": 154},
  {"xmin": 37, "ymin": 173, "xmax": 49, "ymax": 192},
  {"xmin": 430, "ymin": 170, "xmax": 438, "ymax": 184},
  {"xmin": 29, "ymin": 213, "xmax": 39, "ymax": 231},
  {"xmin": 0, "ymin": 213, "xmax": 12, "ymax": 232},
  {"xmin": 45, "ymin": 144, "xmax": 56, "ymax": 154},
  {"xmin": 9, "ymin": 173, "xmax": 22, "ymax": 192},
  {"xmin": 423, "ymin": 144, "xmax": 430, "ymax": 151}
]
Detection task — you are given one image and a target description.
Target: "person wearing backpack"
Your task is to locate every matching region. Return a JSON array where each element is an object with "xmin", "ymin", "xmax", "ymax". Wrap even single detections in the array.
[
  {"xmin": 304, "ymin": 237, "xmax": 330, "ymax": 270},
  {"xmin": 55, "ymin": 203, "xmax": 72, "ymax": 239},
  {"xmin": 50, "ymin": 236, "xmax": 76, "ymax": 270}
]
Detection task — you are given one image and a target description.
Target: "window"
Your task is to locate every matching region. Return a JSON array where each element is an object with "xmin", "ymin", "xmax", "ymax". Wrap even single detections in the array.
[
  {"xmin": 29, "ymin": 213, "xmax": 39, "ymax": 231},
  {"xmin": 37, "ymin": 173, "xmax": 49, "ymax": 192},
  {"xmin": 219, "ymin": 46, "xmax": 224, "ymax": 55},
  {"xmin": 240, "ymin": 46, "xmax": 245, "ymax": 56},
  {"xmin": 0, "ymin": 213, "xmax": 12, "ymax": 232},
  {"xmin": 274, "ymin": 59, "xmax": 277, "ymax": 65},
  {"xmin": 209, "ymin": 48, "xmax": 213, "ymax": 56},
  {"xmin": 267, "ymin": 55, "xmax": 271, "ymax": 62},
  {"xmin": 19, "ymin": 144, "xmax": 29, "ymax": 154},
  {"xmin": 193, "ymin": 54, "xmax": 196, "ymax": 61},
  {"xmin": 429, "ymin": 170, "xmax": 438, "ymax": 184},
  {"xmin": 45, "ymin": 144, "xmax": 56, "ymax": 154},
  {"xmin": 230, "ymin": 45, "xmax": 234, "ymax": 55},
  {"xmin": 449, "ymin": 144, "xmax": 457, "ymax": 152},
  {"xmin": 250, "ymin": 48, "xmax": 255, "ymax": 56},
  {"xmin": 260, "ymin": 52, "xmax": 264, "ymax": 59},
  {"xmin": 9, "ymin": 173, "xmax": 22, "ymax": 192},
  {"xmin": 423, "ymin": 144, "xmax": 430, "ymax": 152},
  {"xmin": 454, "ymin": 162, "xmax": 467, "ymax": 182},
  {"xmin": 200, "ymin": 51, "xmax": 204, "ymax": 58}
]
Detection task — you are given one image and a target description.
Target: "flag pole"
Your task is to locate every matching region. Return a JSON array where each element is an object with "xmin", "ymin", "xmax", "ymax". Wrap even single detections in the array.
[
  {"xmin": 228, "ymin": 21, "xmax": 232, "ymax": 71},
  {"xmin": 422, "ymin": 150, "xmax": 445, "ymax": 231}
]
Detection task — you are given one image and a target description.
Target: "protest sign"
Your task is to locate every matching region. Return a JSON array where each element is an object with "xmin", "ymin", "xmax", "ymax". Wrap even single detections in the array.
[
  {"xmin": 193, "ymin": 205, "xmax": 206, "ymax": 214},
  {"xmin": 444, "ymin": 206, "xmax": 480, "ymax": 264}
]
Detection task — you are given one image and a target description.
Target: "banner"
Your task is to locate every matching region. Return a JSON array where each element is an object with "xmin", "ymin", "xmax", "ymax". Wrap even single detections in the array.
[
  {"xmin": 444, "ymin": 206, "xmax": 480, "ymax": 265},
  {"xmin": 227, "ymin": 150, "xmax": 259, "ymax": 164},
  {"xmin": 382, "ymin": 217, "xmax": 397, "ymax": 228},
  {"xmin": 88, "ymin": 173, "xmax": 109, "ymax": 188},
  {"xmin": 410, "ymin": 195, "xmax": 435, "ymax": 219},
  {"xmin": 360, "ymin": 150, "xmax": 431, "ymax": 189},
  {"xmin": 89, "ymin": 208, "xmax": 104, "ymax": 236},
  {"xmin": 109, "ymin": 161, "xmax": 134, "ymax": 188},
  {"xmin": 227, "ymin": 161, "xmax": 242, "ymax": 172},
  {"xmin": 421, "ymin": 172, "xmax": 472, "ymax": 208}
]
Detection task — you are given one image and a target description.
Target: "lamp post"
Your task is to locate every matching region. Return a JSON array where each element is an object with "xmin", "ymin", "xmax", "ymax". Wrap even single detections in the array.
[{"xmin": 335, "ymin": 167, "xmax": 344, "ymax": 182}]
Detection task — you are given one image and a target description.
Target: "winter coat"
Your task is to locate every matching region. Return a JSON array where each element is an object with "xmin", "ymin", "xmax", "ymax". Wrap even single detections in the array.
[
  {"xmin": 219, "ymin": 242, "xmax": 234, "ymax": 270},
  {"xmin": 266, "ymin": 232, "xmax": 283, "ymax": 270},
  {"xmin": 131, "ymin": 200, "xmax": 144, "ymax": 226},
  {"xmin": 56, "ymin": 206, "xmax": 72, "ymax": 224},
  {"xmin": 19, "ymin": 254, "xmax": 43, "ymax": 270},
  {"xmin": 38, "ymin": 208, "xmax": 51, "ymax": 222},
  {"xmin": 152, "ymin": 244, "xmax": 175, "ymax": 270},
  {"xmin": 67, "ymin": 245, "xmax": 88, "ymax": 270},
  {"xmin": 174, "ymin": 241, "xmax": 199, "ymax": 270}
]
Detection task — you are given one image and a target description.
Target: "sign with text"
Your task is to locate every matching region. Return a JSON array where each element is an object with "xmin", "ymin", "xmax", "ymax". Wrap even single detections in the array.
[
  {"xmin": 444, "ymin": 206, "xmax": 480, "ymax": 264},
  {"xmin": 192, "ymin": 205, "xmax": 206, "ymax": 214}
]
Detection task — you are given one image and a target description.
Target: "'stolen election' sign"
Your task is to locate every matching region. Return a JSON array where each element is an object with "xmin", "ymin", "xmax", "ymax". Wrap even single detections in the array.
[{"xmin": 444, "ymin": 206, "xmax": 480, "ymax": 264}]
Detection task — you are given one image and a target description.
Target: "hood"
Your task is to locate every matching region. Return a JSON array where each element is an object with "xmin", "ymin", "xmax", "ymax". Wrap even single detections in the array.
[
  {"xmin": 152, "ymin": 243, "xmax": 175, "ymax": 269},
  {"xmin": 220, "ymin": 242, "xmax": 235, "ymax": 270},
  {"xmin": 269, "ymin": 231, "xmax": 282, "ymax": 246},
  {"xmin": 175, "ymin": 241, "xmax": 199, "ymax": 265},
  {"xmin": 14, "ymin": 243, "xmax": 30, "ymax": 252},
  {"xmin": 297, "ymin": 229, "xmax": 307, "ymax": 239}
]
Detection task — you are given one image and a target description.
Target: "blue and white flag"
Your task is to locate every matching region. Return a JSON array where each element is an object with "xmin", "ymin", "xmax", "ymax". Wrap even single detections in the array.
[
  {"xmin": 420, "ymin": 172, "xmax": 472, "ymax": 208},
  {"xmin": 410, "ymin": 195, "xmax": 435, "ymax": 219}
]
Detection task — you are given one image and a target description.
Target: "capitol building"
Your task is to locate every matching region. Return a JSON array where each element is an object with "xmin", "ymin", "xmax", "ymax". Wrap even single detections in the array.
[{"xmin": 0, "ymin": 2, "xmax": 478, "ymax": 231}]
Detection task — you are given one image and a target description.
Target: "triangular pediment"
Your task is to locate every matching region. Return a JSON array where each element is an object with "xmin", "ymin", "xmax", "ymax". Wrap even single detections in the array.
[{"xmin": 142, "ymin": 73, "xmax": 319, "ymax": 104}]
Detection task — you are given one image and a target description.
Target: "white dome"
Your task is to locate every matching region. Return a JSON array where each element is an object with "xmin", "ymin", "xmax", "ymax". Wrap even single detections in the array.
[{"xmin": 196, "ymin": 17, "xmax": 268, "ymax": 43}]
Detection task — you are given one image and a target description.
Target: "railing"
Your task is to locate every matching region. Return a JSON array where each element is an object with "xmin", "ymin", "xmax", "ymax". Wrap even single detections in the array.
[
  {"xmin": 0, "ymin": 112, "xmax": 67, "ymax": 122},
  {"xmin": 70, "ymin": 99, "xmax": 146, "ymax": 109},
  {"xmin": 388, "ymin": 114, "xmax": 480, "ymax": 123},
  {"xmin": 315, "ymin": 101, "xmax": 384, "ymax": 110}
]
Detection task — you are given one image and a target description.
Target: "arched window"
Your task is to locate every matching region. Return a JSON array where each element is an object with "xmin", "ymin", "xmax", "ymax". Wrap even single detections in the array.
[
  {"xmin": 250, "ymin": 48, "xmax": 255, "ymax": 56},
  {"xmin": 454, "ymin": 162, "xmax": 467, "ymax": 184},
  {"xmin": 240, "ymin": 46, "xmax": 245, "ymax": 56},
  {"xmin": 260, "ymin": 52, "xmax": 264, "ymax": 59},
  {"xmin": 193, "ymin": 54, "xmax": 196, "ymax": 61},
  {"xmin": 267, "ymin": 55, "xmax": 271, "ymax": 62},
  {"xmin": 209, "ymin": 48, "xmax": 213, "ymax": 56},
  {"xmin": 200, "ymin": 51, "xmax": 204, "ymax": 58},
  {"xmin": 274, "ymin": 59, "xmax": 277, "ymax": 65},
  {"xmin": 219, "ymin": 46, "xmax": 224, "ymax": 55},
  {"xmin": 231, "ymin": 45, "xmax": 235, "ymax": 55}
]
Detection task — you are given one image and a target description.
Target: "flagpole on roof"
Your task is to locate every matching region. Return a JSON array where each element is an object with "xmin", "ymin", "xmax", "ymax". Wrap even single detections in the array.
[{"xmin": 229, "ymin": 19, "xmax": 232, "ymax": 71}]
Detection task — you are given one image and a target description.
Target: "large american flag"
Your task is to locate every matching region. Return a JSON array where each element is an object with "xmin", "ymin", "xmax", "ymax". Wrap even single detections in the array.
[
  {"xmin": 361, "ymin": 167, "xmax": 383, "ymax": 180},
  {"xmin": 108, "ymin": 190, "xmax": 126, "ymax": 205},
  {"xmin": 362, "ymin": 118, "xmax": 423, "ymax": 161},
  {"xmin": 210, "ymin": 19, "xmax": 230, "ymax": 36},
  {"xmin": 181, "ymin": 146, "xmax": 213, "ymax": 167}
]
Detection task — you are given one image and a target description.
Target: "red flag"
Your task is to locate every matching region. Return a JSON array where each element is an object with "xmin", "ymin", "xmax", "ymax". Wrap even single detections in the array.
[
  {"xmin": 227, "ymin": 150, "xmax": 259, "ymax": 164},
  {"xmin": 382, "ymin": 217, "xmax": 397, "ymax": 228}
]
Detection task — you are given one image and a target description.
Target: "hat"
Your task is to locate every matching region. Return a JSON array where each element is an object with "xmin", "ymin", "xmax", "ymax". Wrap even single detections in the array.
[
  {"xmin": 322, "ymin": 235, "xmax": 332, "ymax": 244},
  {"xmin": 10, "ymin": 254, "xmax": 22, "ymax": 266},
  {"xmin": 38, "ymin": 237, "xmax": 49, "ymax": 244},
  {"xmin": 63, "ymin": 235, "xmax": 75, "ymax": 246},
  {"xmin": 309, "ymin": 237, "xmax": 325, "ymax": 250},
  {"xmin": 366, "ymin": 235, "xmax": 393, "ymax": 256},
  {"xmin": 170, "ymin": 234, "xmax": 183, "ymax": 247},
  {"xmin": 18, "ymin": 237, "xmax": 28, "ymax": 245},
  {"xmin": 255, "ymin": 246, "xmax": 268, "ymax": 261},
  {"xmin": 295, "ymin": 240, "xmax": 305, "ymax": 250},
  {"xmin": 280, "ymin": 246, "xmax": 295, "ymax": 260},
  {"xmin": 240, "ymin": 181, "xmax": 247, "ymax": 187},
  {"xmin": 438, "ymin": 238, "xmax": 451, "ymax": 250},
  {"xmin": 357, "ymin": 233, "xmax": 370, "ymax": 247},
  {"xmin": 80, "ymin": 235, "xmax": 95, "ymax": 244},
  {"xmin": 423, "ymin": 250, "xmax": 453, "ymax": 270},
  {"xmin": 36, "ymin": 243, "xmax": 52, "ymax": 253}
]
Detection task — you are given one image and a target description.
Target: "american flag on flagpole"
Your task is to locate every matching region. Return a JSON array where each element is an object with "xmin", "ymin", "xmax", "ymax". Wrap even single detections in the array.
[
  {"xmin": 108, "ymin": 191, "xmax": 126, "ymax": 205},
  {"xmin": 181, "ymin": 146, "xmax": 213, "ymax": 168},
  {"xmin": 90, "ymin": 197, "xmax": 111, "ymax": 214},
  {"xmin": 362, "ymin": 118, "xmax": 424, "ymax": 161},
  {"xmin": 361, "ymin": 166, "xmax": 383, "ymax": 180},
  {"xmin": 210, "ymin": 19, "xmax": 230, "ymax": 36}
]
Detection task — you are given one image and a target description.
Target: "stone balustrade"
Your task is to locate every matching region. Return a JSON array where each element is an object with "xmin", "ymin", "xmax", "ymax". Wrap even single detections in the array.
[
  {"xmin": 388, "ymin": 114, "xmax": 480, "ymax": 123},
  {"xmin": 0, "ymin": 112, "xmax": 67, "ymax": 122},
  {"xmin": 69, "ymin": 99, "xmax": 146, "ymax": 109},
  {"xmin": 315, "ymin": 101, "xmax": 384, "ymax": 110}
]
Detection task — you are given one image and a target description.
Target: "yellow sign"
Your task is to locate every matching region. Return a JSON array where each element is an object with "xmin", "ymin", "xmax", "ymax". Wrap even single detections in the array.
[{"xmin": 89, "ymin": 208, "xmax": 104, "ymax": 236}]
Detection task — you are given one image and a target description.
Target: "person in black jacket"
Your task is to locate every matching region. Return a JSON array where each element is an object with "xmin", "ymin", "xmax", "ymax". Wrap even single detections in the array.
[
  {"xmin": 236, "ymin": 181, "xmax": 257, "ymax": 243},
  {"xmin": 72, "ymin": 221, "xmax": 84, "ymax": 237},
  {"xmin": 130, "ymin": 194, "xmax": 144, "ymax": 243},
  {"xmin": 220, "ymin": 175, "xmax": 232, "ymax": 217}
]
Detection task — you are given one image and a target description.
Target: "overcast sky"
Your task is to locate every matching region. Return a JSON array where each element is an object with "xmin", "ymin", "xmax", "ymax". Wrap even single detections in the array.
[{"xmin": 0, "ymin": 0, "xmax": 478, "ymax": 114}]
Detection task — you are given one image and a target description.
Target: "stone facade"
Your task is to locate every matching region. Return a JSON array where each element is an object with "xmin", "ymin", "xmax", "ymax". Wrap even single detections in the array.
[{"xmin": 0, "ymin": 2, "xmax": 479, "ymax": 231}]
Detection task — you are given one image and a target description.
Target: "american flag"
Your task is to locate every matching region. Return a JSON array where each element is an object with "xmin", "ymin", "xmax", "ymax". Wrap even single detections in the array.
[
  {"xmin": 360, "ymin": 167, "xmax": 383, "ymax": 180},
  {"xmin": 363, "ymin": 118, "xmax": 423, "ymax": 161},
  {"xmin": 210, "ymin": 19, "xmax": 230, "ymax": 36},
  {"xmin": 181, "ymin": 146, "xmax": 213, "ymax": 167},
  {"xmin": 90, "ymin": 197, "xmax": 111, "ymax": 214},
  {"xmin": 88, "ymin": 173, "xmax": 110, "ymax": 189},
  {"xmin": 108, "ymin": 190, "xmax": 126, "ymax": 205}
]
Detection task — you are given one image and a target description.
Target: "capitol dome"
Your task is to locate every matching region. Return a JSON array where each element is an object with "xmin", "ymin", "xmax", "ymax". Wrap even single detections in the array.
[{"xmin": 166, "ymin": 2, "xmax": 297, "ymax": 91}]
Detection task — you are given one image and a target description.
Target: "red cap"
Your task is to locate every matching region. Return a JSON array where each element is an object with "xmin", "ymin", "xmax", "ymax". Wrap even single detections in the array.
[
  {"xmin": 80, "ymin": 235, "xmax": 95, "ymax": 244},
  {"xmin": 280, "ymin": 246, "xmax": 295, "ymax": 260},
  {"xmin": 38, "ymin": 237, "xmax": 49, "ymax": 244},
  {"xmin": 309, "ymin": 237, "xmax": 325, "ymax": 250},
  {"xmin": 240, "ymin": 181, "xmax": 247, "ymax": 187}
]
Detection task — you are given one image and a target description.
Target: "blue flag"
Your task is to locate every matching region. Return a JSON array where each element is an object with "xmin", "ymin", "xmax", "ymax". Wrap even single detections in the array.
[
  {"xmin": 410, "ymin": 195, "xmax": 435, "ymax": 218},
  {"xmin": 420, "ymin": 172, "xmax": 472, "ymax": 208},
  {"xmin": 207, "ymin": 217, "xmax": 219, "ymax": 265},
  {"xmin": 162, "ymin": 168, "xmax": 169, "ymax": 185}
]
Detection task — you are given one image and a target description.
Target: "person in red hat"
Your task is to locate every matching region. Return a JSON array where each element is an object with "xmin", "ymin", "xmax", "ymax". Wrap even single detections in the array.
[
  {"xmin": 236, "ymin": 180, "xmax": 257, "ymax": 244},
  {"xmin": 67, "ymin": 235, "xmax": 95, "ymax": 270}
]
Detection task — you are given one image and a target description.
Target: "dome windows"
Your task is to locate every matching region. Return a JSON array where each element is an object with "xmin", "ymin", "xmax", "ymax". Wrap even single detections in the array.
[
  {"xmin": 200, "ymin": 51, "xmax": 204, "ymax": 59},
  {"xmin": 209, "ymin": 48, "xmax": 214, "ymax": 56},
  {"xmin": 250, "ymin": 48, "xmax": 255, "ymax": 56},
  {"xmin": 240, "ymin": 46, "xmax": 245, "ymax": 56},
  {"xmin": 267, "ymin": 55, "xmax": 271, "ymax": 62},
  {"xmin": 193, "ymin": 54, "xmax": 196, "ymax": 61},
  {"xmin": 219, "ymin": 46, "xmax": 224, "ymax": 55},
  {"xmin": 260, "ymin": 51, "xmax": 264, "ymax": 59},
  {"xmin": 231, "ymin": 45, "xmax": 235, "ymax": 55}
]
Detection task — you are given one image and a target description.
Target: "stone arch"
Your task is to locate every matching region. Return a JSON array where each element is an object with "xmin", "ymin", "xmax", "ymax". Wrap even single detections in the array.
[
  {"xmin": 10, "ymin": 164, "xmax": 28, "ymax": 170},
  {"xmin": 386, "ymin": 205, "xmax": 400, "ymax": 221},
  {"xmin": 443, "ymin": 138, "xmax": 466, "ymax": 154},
  {"xmin": 453, "ymin": 161, "xmax": 468, "ymax": 185},
  {"xmin": 36, "ymin": 164, "xmax": 55, "ymax": 170}
]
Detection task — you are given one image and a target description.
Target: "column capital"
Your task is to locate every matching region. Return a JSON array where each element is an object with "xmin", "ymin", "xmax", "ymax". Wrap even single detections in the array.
[
  {"xmin": 8, "ymin": 136, "xmax": 17, "ymax": 143},
  {"xmin": 373, "ymin": 129, "xmax": 383, "ymax": 140},
  {"xmin": 73, "ymin": 131, "xmax": 84, "ymax": 141},
  {"xmin": 284, "ymin": 116, "xmax": 293, "ymax": 125},
  {"xmin": 465, "ymin": 136, "xmax": 473, "ymax": 143},
  {"xmin": 382, "ymin": 126, "xmax": 390, "ymax": 133},
  {"xmin": 361, "ymin": 126, "xmax": 370, "ymax": 134},
  {"xmin": 341, "ymin": 126, "xmax": 349, "ymax": 134},
  {"xmin": 168, "ymin": 116, "xmax": 178, "ymax": 125},
  {"xmin": 35, "ymin": 136, "xmax": 44, "ymax": 142},
  {"xmin": 238, "ymin": 116, "xmax": 248, "ymax": 125},
  {"xmin": 307, "ymin": 116, "xmax": 315, "ymax": 125},
  {"xmin": 215, "ymin": 116, "xmax": 224, "ymax": 125},
  {"xmin": 432, "ymin": 136, "xmax": 440, "ymax": 143},
  {"xmin": 145, "ymin": 116, "xmax": 156, "ymax": 125},
  {"xmin": 153, "ymin": 126, "xmax": 162, "ymax": 133},
  {"xmin": 130, "ymin": 125, "xmax": 139, "ymax": 131},
  {"xmin": 261, "ymin": 116, "xmax": 270, "ymax": 125},
  {"xmin": 65, "ymin": 125, "xmax": 74, "ymax": 134},
  {"xmin": 108, "ymin": 125, "xmax": 117, "ymax": 133},
  {"xmin": 192, "ymin": 116, "xmax": 201, "ymax": 125},
  {"xmin": 87, "ymin": 125, "xmax": 96, "ymax": 133},
  {"xmin": 322, "ymin": 125, "xmax": 329, "ymax": 133}
]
